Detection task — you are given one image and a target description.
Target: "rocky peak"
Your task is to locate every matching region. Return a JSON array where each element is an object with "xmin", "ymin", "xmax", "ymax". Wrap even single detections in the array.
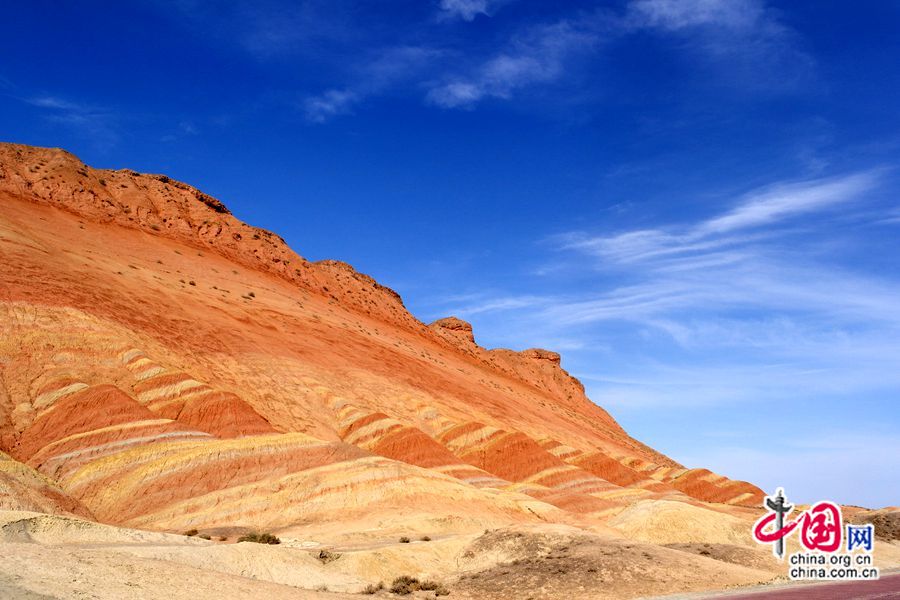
[
  {"xmin": 429, "ymin": 317, "xmax": 476, "ymax": 346},
  {"xmin": 520, "ymin": 348, "xmax": 561, "ymax": 365}
]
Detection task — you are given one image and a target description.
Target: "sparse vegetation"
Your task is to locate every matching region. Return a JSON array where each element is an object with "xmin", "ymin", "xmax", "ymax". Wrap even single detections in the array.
[
  {"xmin": 199, "ymin": 534, "xmax": 211, "ymax": 540},
  {"xmin": 389, "ymin": 576, "xmax": 418, "ymax": 595},
  {"xmin": 399, "ymin": 536, "xmax": 411, "ymax": 543},
  {"xmin": 420, "ymin": 535, "xmax": 431, "ymax": 542},
  {"xmin": 388, "ymin": 576, "xmax": 449, "ymax": 596},
  {"xmin": 237, "ymin": 532, "xmax": 280, "ymax": 545},
  {"xmin": 219, "ymin": 536, "xmax": 228, "ymax": 541},
  {"xmin": 315, "ymin": 549, "xmax": 341, "ymax": 563},
  {"xmin": 183, "ymin": 529, "xmax": 199, "ymax": 537},
  {"xmin": 362, "ymin": 582, "xmax": 384, "ymax": 594}
]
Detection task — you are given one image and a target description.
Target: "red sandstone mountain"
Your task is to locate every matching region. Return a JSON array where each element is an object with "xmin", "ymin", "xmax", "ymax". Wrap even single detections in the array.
[{"xmin": 0, "ymin": 142, "xmax": 764, "ymax": 535}]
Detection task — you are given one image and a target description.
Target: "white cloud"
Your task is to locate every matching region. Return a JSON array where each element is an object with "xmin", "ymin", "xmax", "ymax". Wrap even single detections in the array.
[
  {"xmin": 437, "ymin": 170, "xmax": 900, "ymax": 411},
  {"xmin": 699, "ymin": 172, "xmax": 878, "ymax": 234},
  {"xmin": 303, "ymin": 89, "xmax": 358, "ymax": 123},
  {"xmin": 628, "ymin": 0, "xmax": 764, "ymax": 31},
  {"xmin": 438, "ymin": 294, "xmax": 551, "ymax": 317},
  {"xmin": 428, "ymin": 0, "xmax": 810, "ymax": 111},
  {"xmin": 427, "ymin": 18, "xmax": 601, "ymax": 108},
  {"xmin": 27, "ymin": 96, "xmax": 86, "ymax": 111},
  {"xmin": 625, "ymin": 0, "xmax": 813, "ymax": 91},
  {"xmin": 161, "ymin": 0, "xmax": 812, "ymax": 118},
  {"xmin": 303, "ymin": 45, "xmax": 441, "ymax": 122},
  {"xmin": 427, "ymin": 82, "xmax": 484, "ymax": 109},
  {"xmin": 438, "ymin": 0, "xmax": 493, "ymax": 22},
  {"xmin": 562, "ymin": 171, "xmax": 879, "ymax": 265}
]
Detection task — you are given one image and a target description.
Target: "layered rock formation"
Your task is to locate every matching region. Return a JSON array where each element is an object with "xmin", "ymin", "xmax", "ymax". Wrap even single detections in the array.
[{"xmin": 0, "ymin": 142, "xmax": 763, "ymax": 537}]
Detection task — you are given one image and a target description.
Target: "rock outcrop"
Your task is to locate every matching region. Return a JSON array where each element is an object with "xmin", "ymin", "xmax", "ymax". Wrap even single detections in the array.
[{"xmin": 0, "ymin": 143, "xmax": 763, "ymax": 536}]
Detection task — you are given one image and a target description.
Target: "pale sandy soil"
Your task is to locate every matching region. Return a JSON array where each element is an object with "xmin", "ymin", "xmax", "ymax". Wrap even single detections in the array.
[
  {"xmin": 1, "ymin": 507, "xmax": 898, "ymax": 598},
  {"xmin": 0, "ymin": 510, "xmax": 775, "ymax": 600}
]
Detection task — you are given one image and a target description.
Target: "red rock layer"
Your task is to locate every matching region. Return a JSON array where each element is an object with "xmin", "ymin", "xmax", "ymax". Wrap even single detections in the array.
[
  {"xmin": 13, "ymin": 384, "xmax": 173, "ymax": 461},
  {"xmin": 435, "ymin": 421, "xmax": 636, "ymax": 514}
]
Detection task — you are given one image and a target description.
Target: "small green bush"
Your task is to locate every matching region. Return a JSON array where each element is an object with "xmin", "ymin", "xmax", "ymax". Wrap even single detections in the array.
[
  {"xmin": 420, "ymin": 535, "xmax": 431, "ymax": 542},
  {"xmin": 399, "ymin": 536, "xmax": 411, "ymax": 543},
  {"xmin": 183, "ymin": 529, "xmax": 198, "ymax": 537}
]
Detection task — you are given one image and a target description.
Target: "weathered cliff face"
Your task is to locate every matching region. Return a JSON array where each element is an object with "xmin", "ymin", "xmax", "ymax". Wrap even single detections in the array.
[{"xmin": 0, "ymin": 143, "xmax": 763, "ymax": 532}]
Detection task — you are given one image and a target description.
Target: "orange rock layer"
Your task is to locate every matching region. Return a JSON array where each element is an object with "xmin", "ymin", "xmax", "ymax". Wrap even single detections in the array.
[{"xmin": 0, "ymin": 143, "xmax": 763, "ymax": 532}]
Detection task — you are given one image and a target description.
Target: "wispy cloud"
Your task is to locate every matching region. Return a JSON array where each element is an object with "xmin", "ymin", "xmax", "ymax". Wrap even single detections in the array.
[
  {"xmin": 303, "ymin": 45, "xmax": 441, "ymax": 122},
  {"xmin": 427, "ymin": 18, "xmax": 602, "ymax": 108},
  {"xmin": 428, "ymin": 0, "xmax": 809, "ymax": 111},
  {"xmin": 431, "ymin": 293, "xmax": 552, "ymax": 318},
  {"xmin": 24, "ymin": 95, "xmax": 120, "ymax": 148},
  {"xmin": 560, "ymin": 171, "xmax": 879, "ymax": 265},
  {"xmin": 438, "ymin": 0, "xmax": 510, "ymax": 22},
  {"xmin": 160, "ymin": 120, "xmax": 200, "ymax": 143},
  {"xmin": 625, "ymin": 0, "xmax": 813, "ymax": 90},
  {"xmin": 699, "ymin": 172, "xmax": 876, "ymax": 233},
  {"xmin": 169, "ymin": 0, "xmax": 359, "ymax": 60},
  {"xmin": 303, "ymin": 90, "xmax": 358, "ymax": 123},
  {"xmin": 428, "ymin": 169, "xmax": 900, "ymax": 416},
  {"xmin": 27, "ymin": 96, "xmax": 85, "ymax": 111},
  {"xmin": 159, "ymin": 0, "xmax": 813, "ymax": 118},
  {"xmin": 627, "ymin": 0, "xmax": 765, "ymax": 31}
]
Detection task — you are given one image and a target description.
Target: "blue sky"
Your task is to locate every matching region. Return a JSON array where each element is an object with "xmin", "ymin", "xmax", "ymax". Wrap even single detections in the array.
[{"xmin": 2, "ymin": 0, "xmax": 898, "ymax": 507}]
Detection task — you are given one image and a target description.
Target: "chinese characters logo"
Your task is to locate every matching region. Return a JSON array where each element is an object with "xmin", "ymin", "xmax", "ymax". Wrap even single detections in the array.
[
  {"xmin": 752, "ymin": 488, "xmax": 875, "ymax": 558},
  {"xmin": 752, "ymin": 488, "xmax": 879, "ymax": 581}
]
